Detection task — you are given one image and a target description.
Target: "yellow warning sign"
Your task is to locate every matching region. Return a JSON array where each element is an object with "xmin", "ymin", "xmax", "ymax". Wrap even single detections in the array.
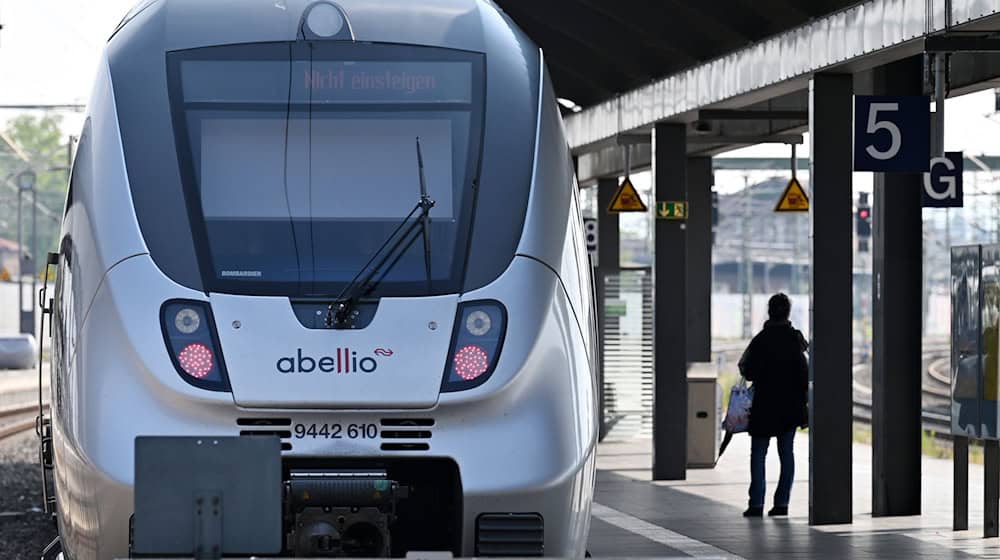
[
  {"xmin": 774, "ymin": 177, "xmax": 810, "ymax": 212},
  {"xmin": 607, "ymin": 177, "xmax": 648, "ymax": 213}
]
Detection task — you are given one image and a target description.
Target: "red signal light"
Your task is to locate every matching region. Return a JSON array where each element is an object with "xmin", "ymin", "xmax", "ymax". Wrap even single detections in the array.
[
  {"xmin": 453, "ymin": 344, "xmax": 489, "ymax": 381},
  {"xmin": 859, "ymin": 209, "xmax": 870, "ymax": 219},
  {"xmin": 178, "ymin": 342, "xmax": 214, "ymax": 379}
]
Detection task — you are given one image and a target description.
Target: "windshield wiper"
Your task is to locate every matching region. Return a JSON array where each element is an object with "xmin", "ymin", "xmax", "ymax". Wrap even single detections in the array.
[
  {"xmin": 416, "ymin": 136, "xmax": 433, "ymax": 294},
  {"xmin": 325, "ymin": 138, "xmax": 435, "ymax": 328}
]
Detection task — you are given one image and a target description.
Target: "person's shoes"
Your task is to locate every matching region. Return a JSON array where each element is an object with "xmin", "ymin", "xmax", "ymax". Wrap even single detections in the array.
[
  {"xmin": 743, "ymin": 507, "xmax": 763, "ymax": 517},
  {"xmin": 768, "ymin": 506, "xmax": 788, "ymax": 516}
]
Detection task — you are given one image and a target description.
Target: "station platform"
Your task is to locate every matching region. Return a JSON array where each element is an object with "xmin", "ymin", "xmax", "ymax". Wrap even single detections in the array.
[{"xmin": 588, "ymin": 431, "xmax": 999, "ymax": 559}]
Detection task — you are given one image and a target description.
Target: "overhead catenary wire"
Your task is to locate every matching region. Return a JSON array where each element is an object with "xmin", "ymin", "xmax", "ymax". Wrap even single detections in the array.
[{"xmin": 0, "ymin": 132, "xmax": 72, "ymax": 221}]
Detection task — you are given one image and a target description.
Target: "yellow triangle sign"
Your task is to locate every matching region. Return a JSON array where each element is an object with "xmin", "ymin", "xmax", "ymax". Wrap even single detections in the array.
[
  {"xmin": 774, "ymin": 177, "xmax": 810, "ymax": 212},
  {"xmin": 608, "ymin": 177, "xmax": 648, "ymax": 213}
]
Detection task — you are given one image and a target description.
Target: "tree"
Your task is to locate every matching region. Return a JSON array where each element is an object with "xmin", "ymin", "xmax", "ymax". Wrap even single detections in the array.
[{"xmin": 0, "ymin": 114, "xmax": 70, "ymax": 275}]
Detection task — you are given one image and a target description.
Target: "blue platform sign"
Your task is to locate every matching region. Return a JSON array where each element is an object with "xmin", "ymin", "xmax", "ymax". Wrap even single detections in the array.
[
  {"xmin": 923, "ymin": 152, "xmax": 964, "ymax": 208},
  {"xmin": 854, "ymin": 95, "xmax": 930, "ymax": 172}
]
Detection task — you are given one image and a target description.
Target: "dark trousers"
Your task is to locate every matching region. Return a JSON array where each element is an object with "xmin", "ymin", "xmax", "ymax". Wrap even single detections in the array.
[{"xmin": 748, "ymin": 429, "xmax": 796, "ymax": 508}]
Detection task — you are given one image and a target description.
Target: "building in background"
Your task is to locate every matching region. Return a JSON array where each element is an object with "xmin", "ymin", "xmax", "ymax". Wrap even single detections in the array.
[{"xmin": 713, "ymin": 177, "xmax": 810, "ymax": 295}]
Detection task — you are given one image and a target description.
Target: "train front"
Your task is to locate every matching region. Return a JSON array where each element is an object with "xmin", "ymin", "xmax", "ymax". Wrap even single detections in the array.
[{"xmin": 51, "ymin": 0, "xmax": 597, "ymax": 558}]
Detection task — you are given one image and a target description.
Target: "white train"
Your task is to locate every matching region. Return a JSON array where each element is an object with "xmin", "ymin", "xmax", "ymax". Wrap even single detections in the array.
[{"xmin": 41, "ymin": 0, "xmax": 597, "ymax": 558}]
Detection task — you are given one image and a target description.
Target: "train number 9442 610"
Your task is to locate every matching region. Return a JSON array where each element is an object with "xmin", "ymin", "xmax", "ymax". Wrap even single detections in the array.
[{"xmin": 293, "ymin": 423, "xmax": 379, "ymax": 439}]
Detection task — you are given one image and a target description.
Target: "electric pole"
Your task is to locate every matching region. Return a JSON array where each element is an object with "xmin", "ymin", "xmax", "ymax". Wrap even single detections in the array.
[{"xmin": 742, "ymin": 175, "xmax": 752, "ymax": 339}]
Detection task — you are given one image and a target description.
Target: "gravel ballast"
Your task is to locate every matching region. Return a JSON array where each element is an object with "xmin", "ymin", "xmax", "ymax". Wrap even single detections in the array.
[{"xmin": 0, "ymin": 430, "xmax": 58, "ymax": 559}]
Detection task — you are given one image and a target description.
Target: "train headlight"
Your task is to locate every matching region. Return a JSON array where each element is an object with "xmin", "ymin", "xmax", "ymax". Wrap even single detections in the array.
[
  {"xmin": 465, "ymin": 310, "xmax": 492, "ymax": 336},
  {"xmin": 174, "ymin": 307, "xmax": 201, "ymax": 334},
  {"xmin": 306, "ymin": 3, "xmax": 344, "ymax": 37},
  {"xmin": 300, "ymin": 1, "xmax": 352, "ymax": 41},
  {"xmin": 442, "ymin": 301, "xmax": 506, "ymax": 391},
  {"xmin": 161, "ymin": 300, "xmax": 231, "ymax": 392}
]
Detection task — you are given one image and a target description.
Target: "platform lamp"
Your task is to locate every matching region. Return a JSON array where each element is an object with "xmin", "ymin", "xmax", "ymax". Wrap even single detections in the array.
[{"xmin": 16, "ymin": 169, "xmax": 36, "ymax": 335}]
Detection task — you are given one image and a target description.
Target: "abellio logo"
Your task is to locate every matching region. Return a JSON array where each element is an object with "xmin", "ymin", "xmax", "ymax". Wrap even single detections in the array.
[{"xmin": 276, "ymin": 348, "xmax": 389, "ymax": 375}]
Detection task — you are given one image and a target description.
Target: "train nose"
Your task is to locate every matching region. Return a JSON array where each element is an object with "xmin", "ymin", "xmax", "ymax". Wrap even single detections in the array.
[{"xmin": 209, "ymin": 294, "xmax": 459, "ymax": 409}]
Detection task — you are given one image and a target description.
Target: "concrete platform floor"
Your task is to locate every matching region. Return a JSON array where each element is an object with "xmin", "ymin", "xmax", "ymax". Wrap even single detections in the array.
[{"xmin": 587, "ymin": 430, "xmax": 999, "ymax": 559}]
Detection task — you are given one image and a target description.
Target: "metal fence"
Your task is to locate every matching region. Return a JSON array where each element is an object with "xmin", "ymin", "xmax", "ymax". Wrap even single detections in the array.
[{"xmin": 601, "ymin": 268, "xmax": 653, "ymax": 440}]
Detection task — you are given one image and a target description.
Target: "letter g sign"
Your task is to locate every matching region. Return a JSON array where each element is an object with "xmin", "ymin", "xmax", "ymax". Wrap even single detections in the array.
[{"xmin": 922, "ymin": 152, "xmax": 963, "ymax": 208}]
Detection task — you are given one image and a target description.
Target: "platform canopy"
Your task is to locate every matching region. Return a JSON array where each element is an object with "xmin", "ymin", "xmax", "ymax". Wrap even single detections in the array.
[
  {"xmin": 496, "ymin": 0, "xmax": 1000, "ymax": 162},
  {"xmin": 494, "ymin": 0, "xmax": 861, "ymax": 112}
]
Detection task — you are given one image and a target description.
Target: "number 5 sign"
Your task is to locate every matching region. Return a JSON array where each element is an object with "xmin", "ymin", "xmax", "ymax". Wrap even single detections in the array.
[{"xmin": 854, "ymin": 96, "xmax": 930, "ymax": 172}]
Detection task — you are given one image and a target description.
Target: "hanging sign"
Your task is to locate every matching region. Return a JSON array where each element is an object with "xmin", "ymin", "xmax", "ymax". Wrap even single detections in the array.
[
  {"xmin": 774, "ymin": 177, "xmax": 810, "ymax": 212},
  {"xmin": 853, "ymin": 95, "xmax": 931, "ymax": 172},
  {"xmin": 922, "ymin": 151, "xmax": 963, "ymax": 208},
  {"xmin": 608, "ymin": 177, "xmax": 647, "ymax": 213}
]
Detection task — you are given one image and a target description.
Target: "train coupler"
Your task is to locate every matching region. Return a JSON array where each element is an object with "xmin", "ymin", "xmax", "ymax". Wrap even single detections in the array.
[{"xmin": 286, "ymin": 469, "xmax": 410, "ymax": 557}]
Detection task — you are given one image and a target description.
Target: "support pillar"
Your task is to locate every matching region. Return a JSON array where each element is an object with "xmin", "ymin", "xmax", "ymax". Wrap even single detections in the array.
[
  {"xmin": 596, "ymin": 177, "xmax": 620, "ymax": 442},
  {"xmin": 652, "ymin": 123, "xmax": 687, "ymax": 481},
  {"xmin": 871, "ymin": 56, "xmax": 923, "ymax": 518},
  {"xmin": 686, "ymin": 157, "xmax": 713, "ymax": 363},
  {"xmin": 954, "ymin": 436, "xmax": 968, "ymax": 531},
  {"xmin": 808, "ymin": 73, "xmax": 854, "ymax": 525},
  {"xmin": 987, "ymin": 440, "xmax": 999, "ymax": 538}
]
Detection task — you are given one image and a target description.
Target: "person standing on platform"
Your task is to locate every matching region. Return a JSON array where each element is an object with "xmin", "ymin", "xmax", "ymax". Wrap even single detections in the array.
[{"xmin": 739, "ymin": 293, "xmax": 809, "ymax": 517}]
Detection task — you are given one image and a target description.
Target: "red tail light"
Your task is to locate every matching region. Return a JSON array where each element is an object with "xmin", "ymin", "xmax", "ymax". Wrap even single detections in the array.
[
  {"xmin": 178, "ymin": 342, "xmax": 214, "ymax": 379},
  {"xmin": 442, "ymin": 301, "xmax": 506, "ymax": 391},
  {"xmin": 161, "ymin": 300, "xmax": 231, "ymax": 392},
  {"xmin": 453, "ymin": 344, "xmax": 490, "ymax": 381}
]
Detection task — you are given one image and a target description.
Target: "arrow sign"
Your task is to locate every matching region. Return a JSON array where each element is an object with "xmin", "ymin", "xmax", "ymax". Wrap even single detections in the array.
[{"xmin": 656, "ymin": 201, "xmax": 687, "ymax": 220}]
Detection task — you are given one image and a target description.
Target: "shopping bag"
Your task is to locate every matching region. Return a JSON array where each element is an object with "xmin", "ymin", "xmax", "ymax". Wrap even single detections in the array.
[{"xmin": 723, "ymin": 377, "xmax": 753, "ymax": 433}]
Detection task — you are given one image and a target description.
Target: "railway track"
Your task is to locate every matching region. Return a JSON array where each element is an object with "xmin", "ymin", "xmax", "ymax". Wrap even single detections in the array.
[
  {"xmin": 853, "ymin": 395, "xmax": 952, "ymax": 433},
  {"xmin": 0, "ymin": 362, "xmax": 52, "ymax": 443},
  {"xmin": 852, "ymin": 344, "xmax": 953, "ymax": 434},
  {"xmin": 0, "ymin": 401, "xmax": 48, "ymax": 441},
  {"xmin": 718, "ymin": 339, "xmax": 956, "ymax": 434}
]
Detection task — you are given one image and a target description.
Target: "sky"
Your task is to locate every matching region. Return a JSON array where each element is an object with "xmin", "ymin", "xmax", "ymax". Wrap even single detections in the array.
[{"xmin": 0, "ymin": 0, "xmax": 136, "ymax": 132}]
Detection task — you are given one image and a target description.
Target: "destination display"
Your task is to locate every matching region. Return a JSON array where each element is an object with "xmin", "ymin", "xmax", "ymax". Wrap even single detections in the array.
[
  {"xmin": 295, "ymin": 60, "xmax": 472, "ymax": 104},
  {"xmin": 181, "ymin": 59, "xmax": 472, "ymax": 105}
]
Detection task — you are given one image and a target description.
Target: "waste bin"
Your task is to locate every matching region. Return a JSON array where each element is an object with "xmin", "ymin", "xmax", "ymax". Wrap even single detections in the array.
[{"xmin": 687, "ymin": 362, "xmax": 721, "ymax": 468}]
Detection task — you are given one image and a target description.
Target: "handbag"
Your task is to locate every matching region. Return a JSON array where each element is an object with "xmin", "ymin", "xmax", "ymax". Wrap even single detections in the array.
[{"xmin": 723, "ymin": 377, "xmax": 754, "ymax": 433}]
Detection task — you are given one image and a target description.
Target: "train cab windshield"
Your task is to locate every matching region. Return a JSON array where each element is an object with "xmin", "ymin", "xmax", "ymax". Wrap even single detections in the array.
[{"xmin": 166, "ymin": 43, "xmax": 485, "ymax": 298}]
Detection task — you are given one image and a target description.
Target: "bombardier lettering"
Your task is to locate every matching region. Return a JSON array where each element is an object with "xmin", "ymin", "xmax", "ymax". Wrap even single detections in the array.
[{"xmin": 276, "ymin": 348, "xmax": 388, "ymax": 375}]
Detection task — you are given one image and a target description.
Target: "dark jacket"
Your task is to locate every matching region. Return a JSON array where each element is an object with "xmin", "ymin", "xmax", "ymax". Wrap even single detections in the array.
[{"xmin": 739, "ymin": 320, "xmax": 809, "ymax": 437}]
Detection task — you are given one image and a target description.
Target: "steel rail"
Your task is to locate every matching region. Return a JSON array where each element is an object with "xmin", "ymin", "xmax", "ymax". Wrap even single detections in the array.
[
  {"xmin": 851, "ymin": 349, "xmax": 954, "ymax": 435},
  {"xmin": 0, "ymin": 402, "xmax": 49, "ymax": 441}
]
